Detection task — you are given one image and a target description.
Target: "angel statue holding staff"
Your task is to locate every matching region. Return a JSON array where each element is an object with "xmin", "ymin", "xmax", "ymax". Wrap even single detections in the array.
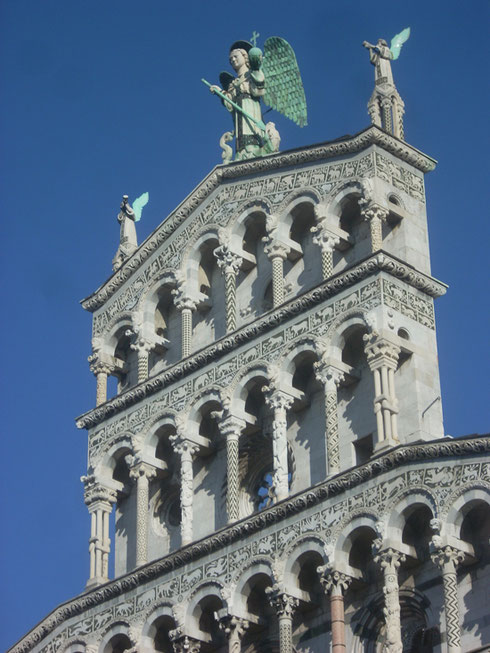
[
  {"xmin": 362, "ymin": 28, "xmax": 410, "ymax": 140},
  {"xmin": 203, "ymin": 37, "xmax": 307, "ymax": 162}
]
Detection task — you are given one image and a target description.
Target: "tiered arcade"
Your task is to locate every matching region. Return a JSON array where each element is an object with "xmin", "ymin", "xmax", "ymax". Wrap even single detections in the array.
[{"xmin": 11, "ymin": 127, "xmax": 490, "ymax": 653}]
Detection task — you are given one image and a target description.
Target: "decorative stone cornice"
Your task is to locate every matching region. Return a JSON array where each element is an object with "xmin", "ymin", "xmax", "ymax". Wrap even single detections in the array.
[
  {"xmin": 80, "ymin": 126, "xmax": 436, "ymax": 314},
  {"xmin": 76, "ymin": 252, "xmax": 446, "ymax": 431},
  {"xmin": 9, "ymin": 436, "xmax": 488, "ymax": 653}
]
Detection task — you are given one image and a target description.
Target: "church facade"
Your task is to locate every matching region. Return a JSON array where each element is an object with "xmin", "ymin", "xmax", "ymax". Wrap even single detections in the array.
[{"xmin": 10, "ymin": 118, "xmax": 490, "ymax": 653}]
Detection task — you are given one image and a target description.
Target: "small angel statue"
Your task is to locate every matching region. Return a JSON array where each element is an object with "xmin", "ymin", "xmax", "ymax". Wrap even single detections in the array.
[
  {"xmin": 203, "ymin": 37, "xmax": 307, "ymax": 162},
  {"xmin": 363, "ymin": 28, "xmax": 410, "ymax": 140},
  {"xmin": 112, "ymin": 193, "xmax": 148, "ymax": 272}
]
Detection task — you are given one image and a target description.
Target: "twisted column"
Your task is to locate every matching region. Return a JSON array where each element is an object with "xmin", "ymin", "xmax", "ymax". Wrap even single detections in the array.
[
  {"xmin": 170, "ymin": 436, "xmax": 199, "ymax": 546},
  {"xmin": 216, "ymin": 415, "xmax": 245, "ymax": 523},
  {"xmin": 431, "ymin": 545, "xmax": 465, "ymax": 653},
  {"xmin": 127, "ymin": 460, "xmax": 156, "ymax": 567},
  {"xmin": 318, "ymin": 566, "xmax": 352, "ymax": 653},
  {"xmin": 264, "ymin": 241, "xmax": 290, "ymax": 308},
  {"xmin": 219, "ymin": 616, "xmax": 250, "ymax": 653},
  {"xmin": 88, "ymin": 355, "xmax": 114, "ymax": 406},
  {"xmin": 364, "ymin": 333, "xmax": 400, "ymax": 449},
  {"xmin": 266, "ymin": 586, "xmax": 299, "ymax": 653},
  {"xmin": 172, "ymin": 290, "xmax": 197, "ymax": 359},
  {"xmin": 373, "ymin": 543, "xmax": 406, "ymax": 653},
  {"xmin": 214, "ymin": 245, "xmax": 242, "ymax": 333},
  {"xmin": 360, "ymin": 204, "xmax": 389, "ymax": 253},
  {"xmin": 314, "ymin": 362, "xmax": 345, "ymax": 475},
  {"xmin": 311, "ymin": 227, "xmax": 340, "ymax": 280},
  {"xmin": 262, "ymin": 388, "xmax": 294, "ymax": 502},
  {"xmin": 82, "ymin": 478, "xmax": 117, "ymax": 587}
]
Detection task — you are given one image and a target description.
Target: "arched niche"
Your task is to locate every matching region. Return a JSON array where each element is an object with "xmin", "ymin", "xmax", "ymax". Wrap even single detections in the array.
[
  {"xmin": 287, "ymin": 348, "xmax": 325, "ymax": 489},
  {"xmin": 334, "ymin": 321, "xmax": 375, "ymax": 466},
  {"xmin": 284, "ymin": 199, "xmax": 322, "ymax": 296},
  {"xmin": 192, "ymin": 234, "xmax": 226, "ymax": 349},
  {"xmin": 237, "ymin": 210, "xmax": 270, "ymax": 323},
  {"xmin": 150, "ymin": 422, "xmax": 180, "ymax": 557},
  {"xmin": 192, "ymin": 398, "xmax": 226, "ymax": 539}
]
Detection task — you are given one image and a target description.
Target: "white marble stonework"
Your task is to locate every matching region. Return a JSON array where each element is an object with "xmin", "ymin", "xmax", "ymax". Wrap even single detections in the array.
[{"xmin": 10, "ymin": 128, "xmax": 489, "ymax": 653}]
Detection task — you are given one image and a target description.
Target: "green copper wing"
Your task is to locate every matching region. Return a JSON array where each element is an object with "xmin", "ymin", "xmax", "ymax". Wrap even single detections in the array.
[
  {"xmin": 133, "ymin": 192, "xmax": 149, "ymax": 222},
  {"xmin": 390, "ymin": 27, "xmax": 410, "ymax": 60},
  {"xmin": 262, "ymin": 37, "xmax": 307, "ymax": 127}
]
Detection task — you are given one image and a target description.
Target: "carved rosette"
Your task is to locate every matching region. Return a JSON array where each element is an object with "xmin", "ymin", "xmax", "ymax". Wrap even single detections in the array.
[
  {"xmin": 431, "ymin": 545, "xmax": 465, "ymax": 653},
  {"xmin": 373, "ymin": 544, "xmax": 406, "ymax": 653}
]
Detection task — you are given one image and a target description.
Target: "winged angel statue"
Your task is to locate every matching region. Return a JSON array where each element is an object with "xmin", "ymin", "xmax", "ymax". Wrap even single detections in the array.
[{"xmin": 203, "ymin": 37, "xmax": 307, "ymax": 162}]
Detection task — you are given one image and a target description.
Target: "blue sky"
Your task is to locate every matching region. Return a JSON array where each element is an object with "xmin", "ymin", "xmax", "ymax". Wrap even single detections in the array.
[{"xmin": 1, "ymin": 0, "xmax": 489, "ymax": 649}]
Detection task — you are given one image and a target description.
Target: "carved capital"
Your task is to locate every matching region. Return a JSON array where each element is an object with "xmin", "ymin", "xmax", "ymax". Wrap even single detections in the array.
[
  {"xmin": 218, "ymin": 615, "xmax": 250, "ymax": 640},
  {"xmin": 318, "ymin": 565, "xmax": 353, "ymax": 595},
  {"xmin": 360, "ymin": 203, "xmax": 389, "ymax": 223},
  {"xmin": 82, "ymin": 477, "xmax": 117, "ymax": 507},
  {"xmin": 262, "ymin": 387, "xmax": 294, "ymax": 413},
  {"xmin": 127, "ymin": 459, "xmax": 157, "ymax": 482},
  {"xmin": 172, "ymin": 285, "xmax": 197, "ymax": 312},
  {"xmin": 87, "ymin": 353, "xmax": 114, "ymax": 376},
  {"xmin": 363, "ymin": 332, "xmax": 400, "ymax": 369},
  {"xmin": 311, "ymin": 225, "xmax": 340, "ymax": 253},
  {"xmin": 430, "ymin": 545, "xmax": 465, "ymax": 572},
  {"xmin": 373, "ymin": 543, "xmax": 406, "ymax": 570},
  {"xmin": 266, "ymin": 586, "xmax": 299, "ymax": 619},
  {"xmin": 215, "ymin": 413, "xmax": 246, "ymax": 440},
  {"xmin": 169, "ymin": 434, "xmax": 199, "ymax": 458},
  {"xmin": 263, "ymin": 239, "xmax": 290, "ymax": 261},
  {"xmin": 169, "ymin": 633, "xmax": 201, "ymax": 653},
  {"xmin": 314, "ymin": 361, "xmax": 345, "ymax": 390},
  {"xmin": 213, "ymin": 244, "xmax": 243, "ymax": 275}
]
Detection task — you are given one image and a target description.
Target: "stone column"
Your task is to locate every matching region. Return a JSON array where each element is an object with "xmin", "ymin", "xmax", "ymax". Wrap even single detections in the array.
[
  {"xmin": 214, "ymin": 245, "xmax": 243, "ymax": 333},
  {"xmin": 127, "ymin": 460, "xmax": 157, "ymax": 567},
  {"xmin": 172, "ymin": 291, "xmax": 197, "ymax": 359},
  {"xmin": 431, "ymin": 545, "xmax": 465, "ymax": 653},
  {"xmin": 216, "ymin": 415, "xmax": 246, "ymax": 523},
  {"xmin": 219, "ymin": 616, "xmax": 250, "ymax": 653},
  {"xmin": 360, "ymin": 204, "xmax": 389, "ymax": 253},
  {"xmin": 130, "ymin": 339, "xmax": 155, "ymax": 384},
  {"xmin": 264, "ymin": 241, "xmax": 290, "ymax": 308},
  {"xmin": 88, "ymin": 356, "xmax": 114, "ymax": 407},
  {"xmin": 318, "ymin": 566, "xmax": 352, "ymax": 653},
  {"xmin": 263, "ymin": 388, "xmax": 294, "ymax": 502},
  {"xmin": 82, "ymin": 478, "xmax": 117, "ymax": 587},
  {"xmin": 170, "ymin": 436, "xmax": 199, "ymax": 546},
  {"xmin": 311, "ymin": 227, "xmax": 340, "ymax": 280},
  {"xmin": 373, "ymin": 543, "xmax": 406, "ymax": 653},
  {"xmin": 266, "ymin": 586, "xmax": 299, "ymax": 653},
  {"xmin": 364, "ymin": 333, "xmax": 401, "ymax": 450},
  {"xmin": 314, "ymin": 362, "xmax": 345, "ymax": 475}
]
